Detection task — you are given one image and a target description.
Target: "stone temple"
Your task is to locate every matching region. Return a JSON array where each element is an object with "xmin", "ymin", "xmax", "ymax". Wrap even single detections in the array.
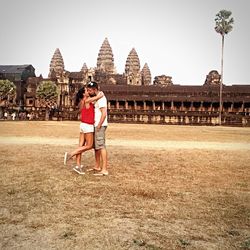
[
  {"xmin": 49, "ymin": 48, "xmax": 65, "ymax": 78},
  {"xmin": 1, "ymin": 38, "xmax": 250, "ymax": 126},
  {"xmin": 96, "ymin": 38, "xmax": 115, "ymax": 74},
  {"xmin": 125, "ymin": 48, "xmax": 141, "ymax": 85}
]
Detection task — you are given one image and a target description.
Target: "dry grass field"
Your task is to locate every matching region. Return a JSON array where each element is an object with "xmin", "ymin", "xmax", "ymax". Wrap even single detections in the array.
[{"xmin": 0, "ymin": 121, "xmax": 250, "ymax": 250}]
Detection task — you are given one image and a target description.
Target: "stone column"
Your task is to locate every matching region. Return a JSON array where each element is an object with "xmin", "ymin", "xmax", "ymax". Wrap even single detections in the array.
[
  {"xmin": 200, "ymin": 101, "xmax": 203, "ymax": 112},
  {"xmin": 209, "ymin": 103, "xmax": 213, "ymax": 112},
  {"xmin": 152, "ymin": 101, "xmax": 156, "ymax": 110},
  {"xmin": 134, "ymin": 101, "xmax": 137, "ymax": 110},
  {"xmin": 108, "ymin": 101, "xmax": 111, "ymax": 109},
  {"xmin": 230, "ymin": 103, "xmax": 233, "ymax": 112},
  {"xmin": 143, "ymin": 101, "xmax": 146, "ymax": 110},
  {"xmin": 65, "ymin": 96, "xmax": 68, "ymax": 107},
  {"xmin": 125, "ymin": 101, "xmax": 128, "ymax": 109},
  {"xmin": 171, "ymin": 101, "xmax": 174, "ymax": 111},
  {"xmin": 62, "ymin": 94, "xmax": 65, "ymax": 107},
  {"xmin": 116, "ymin": 101, "xmax": 119, "ymax": 109},
  {"xmin": 162, "ymin": 102, "xmax": 165, "ymax": 110},
  {"xmin": 66, "ymin": 95, "xmax": 70, "ymax": 107},
  {"xmin": 190, "ymin": 102, "xmax": 194, "ymax": 111},
  {"xmin": 181, "ymin": 102, "xmax": 184, "ymax": 111},
  {"xmin": 57, "ymin": 95, "xmax": 60, "ymax": 107},
  {"xmin": 241, "ymin": 102, "xmax": 245, "ymax": 112}
]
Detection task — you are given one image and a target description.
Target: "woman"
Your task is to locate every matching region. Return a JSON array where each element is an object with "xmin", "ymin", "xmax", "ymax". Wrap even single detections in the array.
[{"xmin": 64, "ymin": 87, "xmax": 103, "ymax": 174}]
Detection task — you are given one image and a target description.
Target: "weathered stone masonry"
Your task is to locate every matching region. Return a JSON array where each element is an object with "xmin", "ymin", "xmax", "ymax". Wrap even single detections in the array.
[
  {"xmin": 1, "ymin": 38, "xmax": 250, "ymax": 126},
  {"xmin": 101, "ymin": 84, "xmax": 250, "ymax": 126}
]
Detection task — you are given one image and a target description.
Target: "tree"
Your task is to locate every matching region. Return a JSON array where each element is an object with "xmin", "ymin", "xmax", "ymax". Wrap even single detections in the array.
[
  {"xmin": 215, "ymin": 10, "xmax": 234, "ymax": 125},
  {"xmin": 0, "ymin": 79, "xmax": 16, "ymax": 107},
  {"xmin": 36, "ymin": 80, "xmax": 58, "ymax": 120}
]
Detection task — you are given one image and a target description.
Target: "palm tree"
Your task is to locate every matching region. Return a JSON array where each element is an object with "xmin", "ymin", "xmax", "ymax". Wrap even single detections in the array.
[
  {"xmin": 215, "ymin": 10, "xmax": 234, "ymax": 125},
  {"xmin": 36, "ymin": 80, "xmax": 58, "ymax": 120}
]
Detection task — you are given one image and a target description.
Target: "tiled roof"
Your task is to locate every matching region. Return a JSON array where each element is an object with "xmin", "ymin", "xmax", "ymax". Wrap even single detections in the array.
[
  {"xmin": 0, "ymin": 65, "xmax": 34, "ymax": 74},
  {"xmin": 69, "ymin": 72, "xmax": 83, "ymax": 79}
]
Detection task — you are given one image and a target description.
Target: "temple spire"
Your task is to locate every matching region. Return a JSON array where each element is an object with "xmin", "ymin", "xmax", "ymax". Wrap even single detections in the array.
[
  {"xmin": 141, "ymin": 63, "xmax": 151, "ymax": 85},
  {"xmin": 49, "ymin": 48, "xmax": 64, "ymax": 78},
  {"xmin": 81, "ymin": 63, "xmax": 88, "ymax": 72},
  {"xmin": 96, "ymin": 38, "xmax": 115, "ymax": 74},
  {"xmin": 125, "ymin": 48, "xmax": 141, "ymax": 85}
]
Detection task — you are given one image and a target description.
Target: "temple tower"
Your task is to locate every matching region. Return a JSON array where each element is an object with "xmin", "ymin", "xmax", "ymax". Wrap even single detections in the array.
[
  {"xmin": 153, "ymin": 75, "xmax": 173, "ymax": 86},
  {"xmin": 125, "ymin": 48, "xmax": 141, "ymax": 85},
  {"xmin": 96, "ymin": 38, "xmax": 115, "ymax": 74},
  {"xmin": 204, "ymin": 70, "xmax": 221, "ymax": 86},
  {"xmin": 49, "ymin": 48, "xmax": 65, "ymax": 78},
  {"xmin": 80, "ymin": 63, "xmax": 91, "ymax": 83},
  {"xmin": 141, "ymin": 63, "xmax": 151, "ymax": 85},
  {"xmin": 81, "ymin": 63, "xmax": 88, "ymax": 73}
]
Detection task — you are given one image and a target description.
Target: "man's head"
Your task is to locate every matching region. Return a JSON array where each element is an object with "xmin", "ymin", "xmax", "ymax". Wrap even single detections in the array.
[{"xmin": 86, "ymin": 81, "xmax": 99, "ymax": 96}]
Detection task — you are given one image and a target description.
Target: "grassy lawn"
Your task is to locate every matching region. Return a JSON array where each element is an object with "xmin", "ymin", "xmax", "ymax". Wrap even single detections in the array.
[{"xmin": 0, "ymin": 122, "xmax": 249, "ymax": 249}]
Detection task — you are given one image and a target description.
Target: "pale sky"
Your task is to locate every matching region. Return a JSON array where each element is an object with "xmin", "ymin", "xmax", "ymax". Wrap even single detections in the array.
[{"xmin": 0, "ymin": 0, "xmax": 249, "ymax": 85}]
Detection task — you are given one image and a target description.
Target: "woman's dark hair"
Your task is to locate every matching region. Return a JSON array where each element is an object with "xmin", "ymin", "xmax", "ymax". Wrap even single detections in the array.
[{"xmin": 75, "ymin": 87, "xmax": 85, "ymax": 106}]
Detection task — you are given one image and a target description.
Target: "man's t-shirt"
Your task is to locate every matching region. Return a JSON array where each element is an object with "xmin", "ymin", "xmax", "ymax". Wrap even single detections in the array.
[{"xmin": 94, "ymin": 95, "xmax": 108, "ymax": 127}]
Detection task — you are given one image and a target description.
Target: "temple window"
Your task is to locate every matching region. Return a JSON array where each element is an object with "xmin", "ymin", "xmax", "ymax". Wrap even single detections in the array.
[
  {"xmin": 193, "ymin": 102, "xmax": 201, "ymax": 109},
  {"xmin": 127, "ymin": 101, "xmax": 134, "ymax": 109},
  {"xmin": 223, "ymin": 102, "xmax": 232, "ymax": 110},
  {"xmin": 155, "ymin": 101, "xmax": 161, "ymax": 110},
  {"xmin": 119, "ymin": 101, "xmax": 125, "ymax": 109},
  {"xmin": 233, "ymin": 102, "xmax": 242, "ymax": 109},
  {"xmin": 136, "ymin": 101, "xmax": 144, "ymax": 110},
  {"xmin": 174, "ymin": 102, "xmax": 182, "ymax": 109},
  {"xmin": 203, "ymin": 102, "xmax": 211, "ymax": 110},
  {"xmin": 110, "ymin": 100, "xmax": 116, "ymax": 109}
]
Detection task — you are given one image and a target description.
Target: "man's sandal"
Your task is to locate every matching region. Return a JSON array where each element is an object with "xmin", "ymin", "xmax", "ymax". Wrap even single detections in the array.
[
  {"xmin": 93, "ymin": 172, "xmax": 108, "ymax": 176},
  {"xmin": 86, "ymin": 168, "xmax": 101, "ymax": 172}
]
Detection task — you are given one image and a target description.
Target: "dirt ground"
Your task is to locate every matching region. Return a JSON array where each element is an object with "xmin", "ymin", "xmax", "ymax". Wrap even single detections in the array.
[{"xmin": 0, "ymin": 121, "xmax": 250, "ymax": 249}]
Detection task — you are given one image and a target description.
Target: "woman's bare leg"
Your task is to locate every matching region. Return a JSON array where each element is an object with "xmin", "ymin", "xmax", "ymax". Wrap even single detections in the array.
[
  {"xmin": 68, "ymin": 132, "xmax": 93, "ymax": 158},
  {"xmin": 76, "ymin": 133, "xmax": 85, "ymax": 167}
]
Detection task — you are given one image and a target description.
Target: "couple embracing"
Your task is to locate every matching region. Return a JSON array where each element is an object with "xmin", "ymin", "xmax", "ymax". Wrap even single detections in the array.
[{"xmin": 64, "ymin": 81, "xmax": 108, "ymax": 176}]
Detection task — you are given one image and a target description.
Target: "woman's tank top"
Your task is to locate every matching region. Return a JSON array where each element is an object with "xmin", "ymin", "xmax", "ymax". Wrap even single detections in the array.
[{"xmin": 81, "ymin": 103, "xmax": 94, "ymax": 124}]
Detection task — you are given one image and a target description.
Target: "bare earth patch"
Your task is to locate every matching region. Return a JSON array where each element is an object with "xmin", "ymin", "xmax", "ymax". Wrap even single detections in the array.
[{"xmin": 0, "ymin": 121, "xmax": 250, "ymax": 249}]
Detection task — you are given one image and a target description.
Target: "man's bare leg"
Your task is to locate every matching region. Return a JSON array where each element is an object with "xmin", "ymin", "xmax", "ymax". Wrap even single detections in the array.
[
  {"xmin": 100, "ymin": 148, "xmax": 108, "ymax": 173},
  {"xmin": 94, "ymin": 149, "xmax": 101, "ymax": 171},
  {"xmin": 93, "ymin": 148, "xmax": 108, "ymax": 175}
]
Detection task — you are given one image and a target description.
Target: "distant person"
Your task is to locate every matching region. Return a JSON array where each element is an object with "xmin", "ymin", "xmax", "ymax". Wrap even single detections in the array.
[
  {"xmin": 86, "ymin": 81, "xmax": 108, "ymax": 176},
  {"xmin": 4, "ymin": 111, "xmax": 8, "ymax": 120},
  {"xmin": 11, "ymin": 112, "xmax": 16, "ymax": 120},
  {"xmin": 64, "ymin": 86, "xmax": 104, "ymax": 174}
]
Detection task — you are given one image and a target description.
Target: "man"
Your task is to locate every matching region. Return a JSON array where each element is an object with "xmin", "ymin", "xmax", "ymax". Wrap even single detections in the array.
[{"xmin": 87, "ymin": 81, "xmax": 108, "ymax": 176}]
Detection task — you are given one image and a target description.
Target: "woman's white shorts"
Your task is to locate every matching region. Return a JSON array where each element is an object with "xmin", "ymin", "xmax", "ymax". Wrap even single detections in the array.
[{"xmin": 80, "ymin": 122, "xmax": 94, "ymax": 133}]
